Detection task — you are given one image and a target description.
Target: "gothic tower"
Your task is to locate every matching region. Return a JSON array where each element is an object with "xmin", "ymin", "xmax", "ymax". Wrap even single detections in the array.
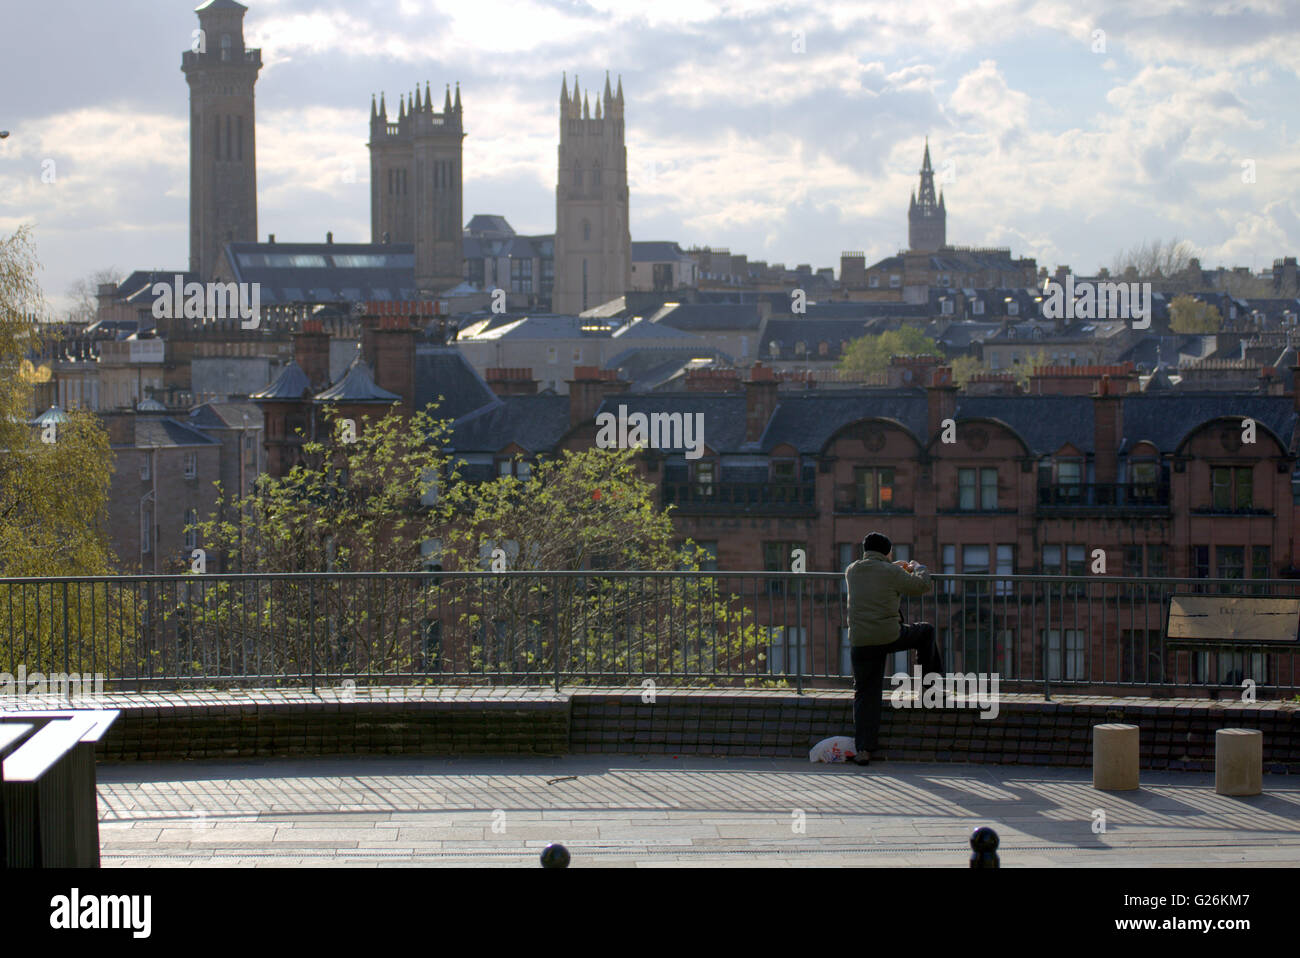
[
  {"xmin": 368, "ymin": 81, "xmax": 465, "ymax": 293},
  {"xmin": 183, "ymin": 0, "xmax": 262, "ymax": 281},
  {"xmin": 552, "ymin": 72, "xmax": 630, "ymax": 315},
  {"xmin": 908, "ymin": 139, "xmax": 946, "ymax": 252}
]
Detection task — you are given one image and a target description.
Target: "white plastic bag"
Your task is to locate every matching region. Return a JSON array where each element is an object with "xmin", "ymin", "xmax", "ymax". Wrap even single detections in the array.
[{"xmin": 809, "ymin": 735, "xmax": 857, "ymax": 763}]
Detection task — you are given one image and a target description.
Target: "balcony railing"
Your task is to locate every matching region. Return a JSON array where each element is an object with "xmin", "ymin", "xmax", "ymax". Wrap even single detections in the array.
[
  {"xmin": 1038, "ymin": 483, "xmax": 1170, "ymax": 509},
  {"xmin": 661, "ymin": 481, "xmax": 815, "ymax": 514},
  {"xmin": 0, "ymin": 573, "xmax": 1295, "ymax": 696}
]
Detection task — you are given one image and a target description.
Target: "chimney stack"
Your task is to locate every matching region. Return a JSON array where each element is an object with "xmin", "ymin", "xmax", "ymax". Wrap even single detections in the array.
[
  {"xmin": 485, "ymin": 368, "xmax": 539, "ymax": 396},
  {"xmin": 293, "ymin": 319, "xmax": 331, "ymax": 392},
  {"xmin": 1092, "ymin": 375, "xmax": 1124, "ymax": 484},
  {"xmin": 567, "ymin": 366, "xmax": 628, "ymax": 428},
  {"xmin": 925, "ymin": 365, "xmax": 957, "ymax": 440},
  {"xmin": 743, "ymin": 363, "xmax": 779, "ymax": 442}
]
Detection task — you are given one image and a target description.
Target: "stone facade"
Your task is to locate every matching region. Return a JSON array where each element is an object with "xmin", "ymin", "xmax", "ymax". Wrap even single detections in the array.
[
  {"xmin": 183, "ymin": 0, "xmax": 261, "ymax": 281},
  {"xmin": 552, "ymin": 73, "xmax": 631, "ymax": 314}
]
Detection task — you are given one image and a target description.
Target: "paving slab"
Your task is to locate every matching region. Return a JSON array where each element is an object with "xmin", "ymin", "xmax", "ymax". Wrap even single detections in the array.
[{"xmin": 97, "ymin": 754, "xmax": 1300, "ymax": 868}]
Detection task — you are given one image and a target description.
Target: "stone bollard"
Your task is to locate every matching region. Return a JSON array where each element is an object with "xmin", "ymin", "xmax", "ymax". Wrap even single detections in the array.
[
  {"xmin": 1215, "ymin": 729, "xmax": 1263, "ymax": 797},
  {"xmin": 970, "ymin": 827, "xmax": 999, "ymax": 868},
  {"xmin": 1093, "ymin": 723, "xmax": 1140, "ymax": 791}
]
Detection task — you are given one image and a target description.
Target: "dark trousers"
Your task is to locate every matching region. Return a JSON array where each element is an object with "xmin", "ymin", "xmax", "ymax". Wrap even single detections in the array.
[{"xmin": 851, "ymin": 623, "xmax": 940, "ymax": 753}]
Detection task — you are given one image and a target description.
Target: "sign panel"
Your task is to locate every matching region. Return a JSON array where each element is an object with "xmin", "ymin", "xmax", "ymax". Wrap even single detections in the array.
[{"xmin": 1167, "ymin": 595, "xmax": 1300, "ymax": 644}]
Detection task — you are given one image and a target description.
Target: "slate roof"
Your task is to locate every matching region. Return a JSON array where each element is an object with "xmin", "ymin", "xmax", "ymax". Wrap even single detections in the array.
[
  {"xmin": 460, "ymin": 315, "xmax": 611, "ymax": 340},
  {"xmin": 251, "ymin": 360, "xmax": 312, "ymax": 401},
  {"xmin": 464, "ymin": 215, "xmax": 515, "ymax": 238},
  {"xmin": 632, "ymin": 242, "xmax": 692, "ymax": 262},
  {"xmin": 448, "ymin": 395, "xmax": 571, "ymax": 454},
  {"xmin": 313, "ymin": 355, "xmax": 401, "ymax": 403},
  {"xmin": 441, "ymin": 382, "xmax": 1300, "ymax": 459},
  {"xmin": 595, "ymin": 394, "xmax": 748, "ymax": 453},
  {"xmin": 130, "ymin": 417, "xmax": 220, "ymax": 448},
  {"xmin": 413, "ymin": 346, "xmax": 498, "ymax": 420},
  {"xmin": 113, "ymin": 270, "xmax": 196, "ymax": 303},
  {"xmin": 603, "ymin": 347, "xmax": 734, "ymax": 391},
  {"xmin": 955, "ymin": 395, "xmax": 1095, "ymax": 454},
  {"xmin": 761, "ymin": 391, "xmax": 930, "ymax": 453},
  {"xmin": 1121, "ymin": 394, "xmax": 1298, "ymax": 452},
  {"xmin": 189, "ymin": 401, "xmax": 264, "ymax": 429},
  {"xmin": 650, "ymin": 303, "xmax": 761, "ymax": 331},
  {"xmin": 611, "ymin": 317, "xmax": 700, "ymax": 341}
]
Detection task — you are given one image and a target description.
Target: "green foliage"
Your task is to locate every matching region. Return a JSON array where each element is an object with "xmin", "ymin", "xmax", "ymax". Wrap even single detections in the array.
[
  {"xmin": 441, "ymin": 447, "xmax": 771, "ymax": 684},
  {"xmin": 1169, "ymin": 295, "xmax": 1223, "ymax": 333},
  {"xmin": 0, "ymin": 227, "xmax": 125, "ymax": 676},
  {"xmin": 838, "ymin": 327, "xmax": 945, "ymax": 379}
]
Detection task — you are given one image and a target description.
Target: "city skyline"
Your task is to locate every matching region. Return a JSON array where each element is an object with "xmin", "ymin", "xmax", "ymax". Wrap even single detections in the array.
[{"xmin": 1, "ymin": 0, "xmax": 1298, "ymax": 313}]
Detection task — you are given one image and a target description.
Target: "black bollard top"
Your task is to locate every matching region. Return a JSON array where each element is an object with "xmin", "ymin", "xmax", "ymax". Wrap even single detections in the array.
[
  {"xmin": 540, "ymin": 842, "xmax": 571, "ymax": 869},
  {"xmin": 970, "ymin": 827, "xmax": 999, "ymax": 852},
  {"xmin": 970, "ymin": 826, "xmax": 1000, "ymax": 868}
]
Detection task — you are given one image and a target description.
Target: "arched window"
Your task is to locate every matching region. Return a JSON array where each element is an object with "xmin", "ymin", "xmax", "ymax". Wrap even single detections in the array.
[
  {"xmin": 583, "ymin": 220, "xmax": 591, "ymax": 242},
  {"xmin": 221, "ymin": 34, "xmax": 232, "ymax": 61},
  {"xmin": 592, "ymin": 161, "xmax": 601, "ymax": 186},
  {"xmin": 573, "ymin": 164, "xmax": 582, "ymax": 187}
]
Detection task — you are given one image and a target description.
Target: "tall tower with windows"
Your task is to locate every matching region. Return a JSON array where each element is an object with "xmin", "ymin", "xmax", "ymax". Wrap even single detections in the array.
[
  {"xmin": 908, "ymin": 139, "xmax": 946, "ymax": 252},
  {"xmin": 367, "ymin": 81, "xmax": 465, "ymax": 293},
  {"xmin": 183, "ymin": 0, "xmax": 262, "ymax": 281},
  {"xmin": 552, "ymin": 72, "xmax": 630, "ymax": 315}
]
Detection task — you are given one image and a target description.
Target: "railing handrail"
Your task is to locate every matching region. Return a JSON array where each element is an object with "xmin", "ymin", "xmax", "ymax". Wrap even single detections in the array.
[{"xmin": 0, "ymin": 572, "xmax": 1293, "ymax": 585}]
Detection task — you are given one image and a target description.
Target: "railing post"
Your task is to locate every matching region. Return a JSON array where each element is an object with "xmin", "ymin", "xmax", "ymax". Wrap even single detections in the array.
[
  {"xmin": 552, "ymin": 576, "xmax": 560, "ymax": 693},
  {"xmin": 309, "ymin": 580, "xmax": 317, "ymax": 694},
  {"xmin": 795, "ymin": 573, "xmax": 804, "ymax": 695},
  {"xmin": 1043, "ymin": 582, "xmax": 1053, "ymax": 701}
]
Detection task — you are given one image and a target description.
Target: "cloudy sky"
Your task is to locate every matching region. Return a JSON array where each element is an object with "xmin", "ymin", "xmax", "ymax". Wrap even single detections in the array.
[{"xmin": 1, "ymin": 0, "xmax": 1298, "ymax": 313}]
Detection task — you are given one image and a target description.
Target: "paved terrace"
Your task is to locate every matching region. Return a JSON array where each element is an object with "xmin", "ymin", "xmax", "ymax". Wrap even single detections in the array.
[{"xmin": 96, "ymin": 755, "xmax": 1300, "ymax": 867}]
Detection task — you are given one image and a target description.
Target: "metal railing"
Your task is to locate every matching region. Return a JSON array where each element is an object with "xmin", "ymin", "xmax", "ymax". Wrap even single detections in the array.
[
  {"xmin": 1037, "ymin": 483, "xmax": 1170, "ymax": 508},
  {"xmin": 0, "ymin": 572, "xmax": 1295, "ymax": 696},
  {"xmin": 661, "ymin": 482, "xmax": 816, "ymax": 514}
]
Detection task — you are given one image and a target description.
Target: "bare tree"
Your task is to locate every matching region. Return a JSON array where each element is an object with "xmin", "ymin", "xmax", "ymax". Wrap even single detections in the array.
[
  {"xmin": 1110, "ymin": 238, "xmax": 1197, "ymax": 292},
  {"xmin": 65, "ymin": 267, "xmax": 120, "ymax": 325}
]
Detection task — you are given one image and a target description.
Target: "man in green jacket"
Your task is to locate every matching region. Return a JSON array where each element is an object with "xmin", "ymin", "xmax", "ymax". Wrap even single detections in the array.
[{"xmin": 845, "ymin": 532, "xmax": 943, "ymax": 766}]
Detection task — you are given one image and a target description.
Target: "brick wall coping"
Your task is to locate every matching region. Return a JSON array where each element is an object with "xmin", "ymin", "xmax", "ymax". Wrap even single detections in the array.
[{"xmin": 1, "ymin": 687, "xmax": 1295, "ymax": 714}]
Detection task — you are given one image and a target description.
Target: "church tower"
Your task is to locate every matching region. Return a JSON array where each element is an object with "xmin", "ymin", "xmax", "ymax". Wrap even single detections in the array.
[
  {"xmin": 183, "ymin": 0, "xmax": 262, "ymax": 281},
  {"xmin": 367, "ymin": 81, "xmax": 465, "ymax": 294},
  {"xmin": 552, "ymin": 72, "xmax": 630, "ymax": 315},
  {"xmin": 908, "ymin": 139, "xmax": 946, "ymax": 252}
]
